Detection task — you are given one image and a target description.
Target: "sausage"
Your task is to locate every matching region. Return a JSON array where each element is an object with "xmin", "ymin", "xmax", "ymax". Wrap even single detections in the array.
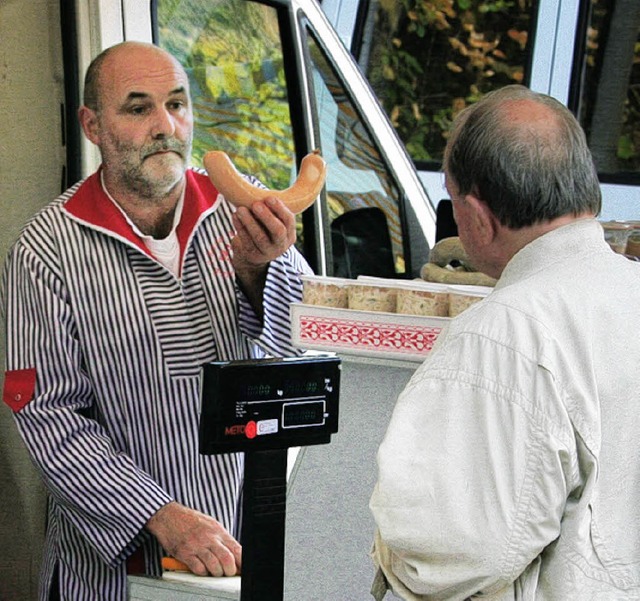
[
  {"xmin": 428, "ymin": 236, "xmax": 477, "ymax": 270},
  {"xmin": 420, "ymin": 262, "xmax": 497, "ymax": 287},
  {"xmin": 203, "ymin": 150, "xmax": 327, "ymax": 214},
  {"xmin": 161, "ymin": 556, "xmax": 242, "ymax": 576},
  {"xmin": 161, "ymin": 557, "xmax": 190, "ymax": 572}
]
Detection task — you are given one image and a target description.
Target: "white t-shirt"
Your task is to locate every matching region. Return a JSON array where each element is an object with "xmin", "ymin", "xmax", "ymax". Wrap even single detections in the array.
[{"xmin": 101, "ymin": 173, "xmax": 184, "ymax": 277}]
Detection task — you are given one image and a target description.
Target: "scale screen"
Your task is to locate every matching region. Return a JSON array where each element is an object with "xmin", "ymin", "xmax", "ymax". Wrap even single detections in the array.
[
  {"xmin": 199, "ymin": 356, "xmax": 341, "ymax": 453},
  {"xmin": 283, "ymin": 401, "xmax": 325, "ymax": 427}
]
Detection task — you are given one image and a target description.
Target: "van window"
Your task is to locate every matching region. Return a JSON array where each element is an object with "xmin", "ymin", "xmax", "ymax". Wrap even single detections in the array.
[
  {"xmin": 572, "ymin": 0, "xmax": 640, "ymax": 182},
  {"xmin": 350, "ymin": 0, "xmax": 639, "ymax": 186},
  {"xmin": 303, "ymin": 25, "xmax": 406, "ymax": 276},
  {"xmin": 156, "ymin": 0, "xmax": 324, "ymax": 260},
  {"xmin": 155, "ymin": 0, "xmax": 411, "ymax": 277},
  {"xmin": 353, "ymin": 0, "xmax": 536, "ymax": 170},
  {"xmin": 155, "ymin": 0, "xmax": 295, "ymax": 189}
]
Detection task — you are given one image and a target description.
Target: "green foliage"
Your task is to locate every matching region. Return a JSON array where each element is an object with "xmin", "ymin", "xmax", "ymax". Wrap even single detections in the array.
[
  {"xmin": 364, "ymin": 0, "xmax": 533, "ymax": 164},
  {"xmin": 367, "ymin": 0, "xmax": 640, "ymax": 173},
  {"xmin": 618, "ymin": 134, "xmax": 636, "ymax": 160}
]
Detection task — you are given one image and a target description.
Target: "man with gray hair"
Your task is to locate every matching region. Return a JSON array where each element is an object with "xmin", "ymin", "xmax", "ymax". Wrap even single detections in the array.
[{"xmin": 370, "ymin": 85, "xmax": 640, "ymax": 599}]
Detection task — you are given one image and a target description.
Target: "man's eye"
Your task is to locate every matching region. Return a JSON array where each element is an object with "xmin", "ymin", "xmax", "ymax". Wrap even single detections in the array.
[
  {"xmin": 129, "ymin": 105, "xmax": 148, "ymax": 115},
  {"xmin": 169, "ymin": 101, "xmax": 186, "ymax": 111}
]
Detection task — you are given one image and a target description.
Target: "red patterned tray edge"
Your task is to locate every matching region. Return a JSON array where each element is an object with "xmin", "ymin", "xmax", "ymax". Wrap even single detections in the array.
[{"xmin": 291, "ymin": 304, "xmax": 448, "ymax": 360}]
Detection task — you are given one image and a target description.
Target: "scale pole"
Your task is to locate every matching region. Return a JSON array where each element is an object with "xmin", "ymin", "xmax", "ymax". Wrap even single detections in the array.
[{"xmin": 240, "ymin": 448, "xmax": 288, "ymax": 601}]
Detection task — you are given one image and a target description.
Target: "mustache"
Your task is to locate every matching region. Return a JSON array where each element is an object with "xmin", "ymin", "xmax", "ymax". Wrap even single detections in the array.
[{"xmin": 142, "ymin": 139, "xmax": 188, "ymax": 159}]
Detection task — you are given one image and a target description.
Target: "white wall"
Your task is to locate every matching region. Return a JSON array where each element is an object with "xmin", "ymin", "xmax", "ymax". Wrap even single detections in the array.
[{"xmin": 0, "ymin": 0, "xmax": 65, "ymax": 598}]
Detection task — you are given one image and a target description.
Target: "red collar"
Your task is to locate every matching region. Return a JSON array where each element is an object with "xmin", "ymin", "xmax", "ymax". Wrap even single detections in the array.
[{"xmin": 63, "ymin": 169, "xmax": 221, "ymax": 262}]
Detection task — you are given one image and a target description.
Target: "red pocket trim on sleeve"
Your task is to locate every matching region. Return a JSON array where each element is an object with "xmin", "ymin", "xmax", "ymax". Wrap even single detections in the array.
[{"xmin": 3, "ymin": 368, "xmax": 37, "ymax": 412}]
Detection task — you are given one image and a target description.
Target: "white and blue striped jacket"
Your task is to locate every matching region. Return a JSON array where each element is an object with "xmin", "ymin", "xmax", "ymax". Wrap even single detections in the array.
[{"xmin": 2, "ymin": 168, "xmax": 312, "ymax": 600}]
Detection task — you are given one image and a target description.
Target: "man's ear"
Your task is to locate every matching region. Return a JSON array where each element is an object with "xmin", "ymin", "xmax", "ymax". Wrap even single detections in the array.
[
  {"xmin": 78, "ymin": 106, "xmax": 100, "ymax": 145},
  {"xmin": 465, "ymin": 192, "xmax": 500, "ymax": 245}
]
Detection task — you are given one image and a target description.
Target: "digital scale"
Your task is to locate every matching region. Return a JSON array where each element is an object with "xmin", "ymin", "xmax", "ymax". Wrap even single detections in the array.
[{"xmin": 199, "ymin": 355, "xmax": 341, "ymax": 601}]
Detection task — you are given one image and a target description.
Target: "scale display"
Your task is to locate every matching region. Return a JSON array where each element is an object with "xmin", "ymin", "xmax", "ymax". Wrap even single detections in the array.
[
  {"xmin": 283, "ymin": 401, "xmax": 325, "ymax": 427},
  {"xmin": 199, "ymin": 356, "xmax": 341, "ymax": 454}
]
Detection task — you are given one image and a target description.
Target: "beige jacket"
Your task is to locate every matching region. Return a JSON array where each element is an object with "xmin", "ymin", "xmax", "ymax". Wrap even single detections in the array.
[{"xmin": 370, "ymin": 219, "xmax": 640, "ymax": 600}]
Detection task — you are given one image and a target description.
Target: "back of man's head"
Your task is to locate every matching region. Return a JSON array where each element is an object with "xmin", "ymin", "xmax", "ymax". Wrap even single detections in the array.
[{"xmin": 443, "ymin": 85, "xmax": 601, "ymax": 229}]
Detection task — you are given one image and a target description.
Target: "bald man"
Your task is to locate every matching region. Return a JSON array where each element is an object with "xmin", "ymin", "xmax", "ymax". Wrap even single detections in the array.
[
  {"xmin": 370, "ymin": 85, "xmax": 640, "ymax": 600},
  {"xmin": 3, "ymin": 41, "xmax": 312, "ymax": 600}
]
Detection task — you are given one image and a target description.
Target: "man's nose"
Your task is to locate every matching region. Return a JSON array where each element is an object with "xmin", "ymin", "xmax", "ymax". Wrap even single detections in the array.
[{"xmin": 151, "ymin": 108, "xmax": 176, "ymax": 139}]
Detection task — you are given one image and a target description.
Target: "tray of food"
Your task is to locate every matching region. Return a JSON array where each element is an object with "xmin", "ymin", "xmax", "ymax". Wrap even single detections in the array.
[{"xmin": 291, "ymin": 275, "xmax": 492, "ymax": 361}]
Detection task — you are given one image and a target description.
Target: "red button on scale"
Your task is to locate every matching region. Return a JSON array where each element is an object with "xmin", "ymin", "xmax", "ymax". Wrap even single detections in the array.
[{"xmin": 245, "ymin": 420, "xmax": 257, "ymax": 439}]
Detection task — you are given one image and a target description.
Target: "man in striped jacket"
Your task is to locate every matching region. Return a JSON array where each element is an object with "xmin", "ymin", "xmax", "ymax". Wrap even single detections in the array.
[{"xmin": 2, "ymin": 41, "xmax": 312, "ymax": 600}]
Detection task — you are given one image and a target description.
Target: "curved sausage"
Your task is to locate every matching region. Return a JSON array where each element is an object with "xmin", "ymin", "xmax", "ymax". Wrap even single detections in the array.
[{"xmin": 203, "ymin": 150, "xmax": 327, "ymax": 214}]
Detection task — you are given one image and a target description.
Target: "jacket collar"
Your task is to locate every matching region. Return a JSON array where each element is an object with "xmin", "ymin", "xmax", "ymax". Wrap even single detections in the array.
[{"xmin": 62, "ymin": 168, "xmax": 222, "ymax": 262}]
